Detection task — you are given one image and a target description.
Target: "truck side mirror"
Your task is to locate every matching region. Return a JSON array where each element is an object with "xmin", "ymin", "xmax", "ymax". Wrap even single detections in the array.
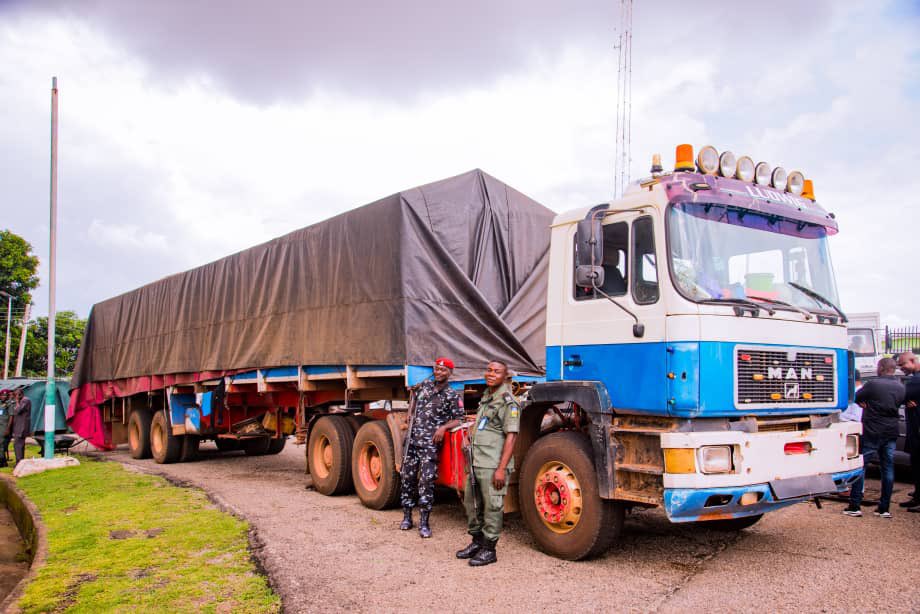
[
  {"xmin": 575, "ymin": 217, "xmax": 604, "ymax": 268},
  {"xmin": 575, "ymin": 265, "xmax": 605, "ymax": 288}
]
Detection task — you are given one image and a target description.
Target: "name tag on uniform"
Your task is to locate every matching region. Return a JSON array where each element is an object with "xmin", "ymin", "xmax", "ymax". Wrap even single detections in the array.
[{"xmin": 477, "ymin": 416, "xmax": 488, "ymax": 430}]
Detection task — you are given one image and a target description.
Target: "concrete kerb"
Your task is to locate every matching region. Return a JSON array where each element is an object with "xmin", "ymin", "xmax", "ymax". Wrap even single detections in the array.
[
  {"xmin": 79, "ymin": 450, "xmax": 284, "ymax": 608},
  {"xmin": 0, "ymin": 474, "xmax": 49, "ymax": 614}
]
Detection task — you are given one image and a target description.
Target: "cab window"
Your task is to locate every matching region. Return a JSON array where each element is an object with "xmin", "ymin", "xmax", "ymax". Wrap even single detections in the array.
[
  {"xmin": 631, "ymin": 216, "xmax": 659, "ymax": 304},
  {"xmin": 574, "ymin": 222, "xmax": 628, "ymax": 300}
]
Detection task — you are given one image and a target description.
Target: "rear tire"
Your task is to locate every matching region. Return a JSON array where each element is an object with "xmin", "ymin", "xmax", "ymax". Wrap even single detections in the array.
[
  {"xmin": 150, "ymin": 410, "xmax": 181, "ymax": 464},
  {"xmin": 519, "ymin": 431, "xmax": 624, "ymax": 560},
  {"xmin": 352, "ymin": 420, "xmax": 400, "ymax": 510},
  {"xmin": 695, "ymin": 514, "xmax": 763, "ymax": 532},
  {"xmin": 179, "ymin": 435, "xmax": 200, "ymax": 462},
  {"xmin": 308, "ymin": 416, "xmax": 355, "ymax": 495},
  {"xmin": 243, "ymin": 437, "xmax": 272, "ymax": 456},
  {"xmin": 128, "ymin": 410, "xmax": 153, "ymax": 459},
  {"xmin": 266, "ymin": 436, "xmax": 287, "ymax": 455}
]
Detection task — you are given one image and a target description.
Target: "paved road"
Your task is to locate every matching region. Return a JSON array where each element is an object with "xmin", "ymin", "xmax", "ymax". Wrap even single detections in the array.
[{"xmin": 85, "ymin": 442, "xmax": 919, "ymax": 613}]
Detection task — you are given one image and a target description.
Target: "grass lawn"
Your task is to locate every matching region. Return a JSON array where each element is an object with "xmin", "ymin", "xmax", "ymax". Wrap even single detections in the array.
[{"xmin": 3, "ymin": 446, "xmax": 280, "ymax": 613}]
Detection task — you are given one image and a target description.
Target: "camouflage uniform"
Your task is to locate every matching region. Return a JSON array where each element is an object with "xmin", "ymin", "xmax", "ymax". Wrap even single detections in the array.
[
  {"xmin": 464, "ymin": 382, "xmax": 520, "ymax": 542},
  {"xmin": 400, "ymin": 380, "xmax": 463, "ymax": 511}
]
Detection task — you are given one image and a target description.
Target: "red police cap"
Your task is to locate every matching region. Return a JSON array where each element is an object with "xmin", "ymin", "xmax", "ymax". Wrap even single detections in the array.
[{"xmin": 434, "ymin": 357, "xmax": 455, "ymax": 370}]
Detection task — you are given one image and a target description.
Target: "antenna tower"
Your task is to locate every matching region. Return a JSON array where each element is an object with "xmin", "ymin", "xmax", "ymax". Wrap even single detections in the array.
[{"xmin": 613, "ymin": 0, "xmax": 633, "ymax": 198}]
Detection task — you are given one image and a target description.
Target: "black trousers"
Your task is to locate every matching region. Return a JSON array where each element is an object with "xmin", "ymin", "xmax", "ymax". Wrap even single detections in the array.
[{"xmin": 0, "ymin": 435, "xmax": 9, "ymax": 465}]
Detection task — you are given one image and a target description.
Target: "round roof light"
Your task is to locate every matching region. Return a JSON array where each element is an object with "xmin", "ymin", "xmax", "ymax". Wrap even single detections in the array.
[
  {"xmin": 736, "ymin": 156, "xmax": 755, "ymax": 182},
  {"xmin": 719, "ymin": 151, "xmax": 737, "ymax": 178},
  {"xmin": 787, "ymin": 171, "xmax": 805, "ymax": 195},
  {"xmin": 697, "ymin": 145, "xmax": 719, "ymax": 174},
  {"xmin": 754, "ymin": 162, "xmax": 772, "ymax": 186},
  {"xmin": 771, "ymin": 167, "xmax": 788, "ymax": 191}
]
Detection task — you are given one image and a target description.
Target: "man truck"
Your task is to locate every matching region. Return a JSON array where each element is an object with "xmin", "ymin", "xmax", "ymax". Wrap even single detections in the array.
[{"xmin": 70, "ymin": 148, "xmax": 862, "ymax": 560}]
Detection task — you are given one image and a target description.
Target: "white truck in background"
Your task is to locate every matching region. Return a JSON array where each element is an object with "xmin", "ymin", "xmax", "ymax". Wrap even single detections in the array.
[{"xmin": 847, "ymin": 312, "xmax": 882, "ymax": 379}]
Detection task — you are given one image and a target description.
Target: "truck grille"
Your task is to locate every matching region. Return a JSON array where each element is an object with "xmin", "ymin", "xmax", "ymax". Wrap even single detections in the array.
[{"xmin": 735, "ymin": 346, "xmax": 836, "ymax": 409}]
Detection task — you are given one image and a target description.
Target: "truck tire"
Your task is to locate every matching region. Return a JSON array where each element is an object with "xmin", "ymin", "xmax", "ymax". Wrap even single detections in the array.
[
  {"xmin": 215, "ymin": 438, "xmax": 241, "ymax": 452},
  {"xmin": 352, "ymin": 420, "xmax": 400, "ymax": 510},
  {"xmin": 345, "ymin": 415, "xmax": 370, "ymax": 435},
  {"xmin": 695, "ymin": 514, "xmax": 763, "ymax": 532},
  {"xmin": 150, "ymin": 410, "xmax": 181, "ymax": 464},
  {"xmin": 519, "ymin": 431, "xmax": 624, "ymax": 560},
  {"xmin": 308, "ymin": 416, "xmax": 355, "ymax": 495},
  {"xmin": 266, "ymin": 436, "xmax": 287, "ymax": 455},
  {"xmin": 179, "ymin": 435, "xmax": 200, "ymax": 462},
  {"xmin": 128, "ymin": 410, "xmax": 153, "ymax": 459},
  {"xmin": 243, "ymin": 437, "xmax": 272, "ymax": 456}
]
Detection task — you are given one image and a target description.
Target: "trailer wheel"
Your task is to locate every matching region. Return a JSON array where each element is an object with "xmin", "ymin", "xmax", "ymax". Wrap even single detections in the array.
[
  {"xmin": 352, "ymin": 420, "xmax": 400, "ymax": 510},
  {"xmin": 519, "ymin": 431, "xmax": 624, "ymax": 560},
  {"xmin": 243, "ymin": 437, "xmax": 272, "ymax": 456},
  {"xmin": 694, "ymin": 514, "xmax": 763, "ymax": 532},
  {"xmin": 179, "ymin": 436, "xmax": 199, "ymax": 462},
  {"xmin": 128, "ymin": 410, "xmax": 153, "ymax": 459},
  {"xmin": 345, "ymin": 415, "xmax": 371, "ymax": 435},
  {"xmin": 215, "ymin": 438, "xmax": 241, "ymax": 452},
  {"xmin": 308, "ymin": 416, "xmax": 355, "ymax": 495},
  {"xmin": 266, "ymin": 436, "xmax": 287, "ymax": 455},
  {"xmin": 150, "ymin": 410, "xmax": 181, "ymax": 464}
]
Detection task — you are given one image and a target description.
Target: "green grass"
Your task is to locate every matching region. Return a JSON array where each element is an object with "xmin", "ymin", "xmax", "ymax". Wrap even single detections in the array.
[{"xmin": 7, "ymin": 450, "xmax": 280, "ymax": 613}]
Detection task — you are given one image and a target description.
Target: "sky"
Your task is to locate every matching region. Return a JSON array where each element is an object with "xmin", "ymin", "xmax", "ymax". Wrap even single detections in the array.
[{"xmin": 1, "ymin": 0, "xmax": 918, "ymax": 328}]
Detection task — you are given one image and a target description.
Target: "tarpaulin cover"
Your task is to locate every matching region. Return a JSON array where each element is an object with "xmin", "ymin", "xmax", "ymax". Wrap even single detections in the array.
[
  {"xmin": 0, "ymin": 379, "xmax": 70, "ymax": 434},
  {"xmin": 69, "ymin": 169, "xmax": 555, "ymax": 445}
]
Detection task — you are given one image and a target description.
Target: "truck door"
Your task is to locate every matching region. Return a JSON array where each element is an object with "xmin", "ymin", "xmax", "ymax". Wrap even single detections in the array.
[{"xmin": 560, "ymin": 211, "xmax": 667, "ymax": 413}]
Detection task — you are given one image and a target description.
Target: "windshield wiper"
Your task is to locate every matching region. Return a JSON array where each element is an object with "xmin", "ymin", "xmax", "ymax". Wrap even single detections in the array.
[
  {"xmin": 745, "ymin": 296, "xmax": 814, "ymax": 321},
  {"xmin": 699, "ymin": 297, "xmax": 773, "ymax": 317},
  {"xmin": 789, "ymin": 282, "xmax": 848, "ymax": 323}
]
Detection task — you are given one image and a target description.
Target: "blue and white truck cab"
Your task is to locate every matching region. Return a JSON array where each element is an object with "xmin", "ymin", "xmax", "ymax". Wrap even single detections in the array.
[{"xmin": 514, "ymin": 144, "xmax": 862, "ymax": 560}]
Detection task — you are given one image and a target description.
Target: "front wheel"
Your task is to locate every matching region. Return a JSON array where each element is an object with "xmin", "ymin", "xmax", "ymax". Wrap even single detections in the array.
[
  {"xmin": 352, "ymin": 420, "xmax": 400, "ymax": 510},
  {"xmin": 519, "ymin": 431, "xmax": 624, "ymax": 560}
]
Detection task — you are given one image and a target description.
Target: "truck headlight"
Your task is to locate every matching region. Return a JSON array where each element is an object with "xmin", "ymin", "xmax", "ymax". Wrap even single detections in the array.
[
  {"xmin": 699, "ymin": 446, "xmax": 733, "ymax": 474},
  {"xmin": 846, "ymin": 434, "xmax": 859, "ymax": 459}
]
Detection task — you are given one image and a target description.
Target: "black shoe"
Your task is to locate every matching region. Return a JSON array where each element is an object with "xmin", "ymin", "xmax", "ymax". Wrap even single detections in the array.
[
  {"xmin": 456, "ymin": 534, "xmax": 483, "ymax": 559},
  {"xmin": 898, "ymin": 499, "xmax": 920, "ymax": 508},
  {"xmin": 399, "ymin": 507, "xmax": 414, "ymax": 531},
  {"xmin": 469, "ymin": 540, "xmax": 497, "ymax": 566},
  {"xmin": 418, "ymin": 510, "xmax": 432, "ymax": 538}
]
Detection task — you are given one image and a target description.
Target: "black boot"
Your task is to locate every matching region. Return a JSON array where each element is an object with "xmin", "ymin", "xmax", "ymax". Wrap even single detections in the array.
[
  {"xmin": 469, "ymin": 539, "xmax": 497, "ymax": 566},
  {"xmin": 399, "ymin": 507, "xmax": 414, "ymax": 530},
  {"xmin": 455, "ymin": 533, "xmax": 483, "ymax": 559},
  {"xmin": 418, "ymin": 510, "xmax": 432, "ymax": 538}
]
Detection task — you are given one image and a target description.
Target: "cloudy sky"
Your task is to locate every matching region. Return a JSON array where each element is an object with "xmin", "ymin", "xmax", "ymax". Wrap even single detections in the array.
[{"xmin": 1, "ymin": 0, "xmax": 918, "ymax": 327}]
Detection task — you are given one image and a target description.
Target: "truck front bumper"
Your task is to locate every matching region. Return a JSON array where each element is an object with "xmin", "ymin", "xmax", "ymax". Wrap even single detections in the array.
[{"xmin": 663, "ymin": 467, "xmax": 862, "ymax": 522}]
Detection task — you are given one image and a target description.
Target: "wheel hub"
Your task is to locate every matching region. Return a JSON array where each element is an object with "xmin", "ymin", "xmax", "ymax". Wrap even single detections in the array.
[
  {"xmin": 534, "ymin": 461, "xmax": 584, "ymax": 534},
  {"xmin": 358, "ymin": 443, "xmax": 382, "ymax": 490}
]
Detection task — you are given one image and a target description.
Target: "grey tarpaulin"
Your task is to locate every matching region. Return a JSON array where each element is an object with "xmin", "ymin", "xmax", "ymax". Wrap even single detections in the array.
[{"xmin": 71, "ymin": 169, "xmax": 555, "ymax": 387}]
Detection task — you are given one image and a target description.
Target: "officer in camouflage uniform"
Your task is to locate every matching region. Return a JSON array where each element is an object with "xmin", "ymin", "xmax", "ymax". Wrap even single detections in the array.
[
  {"xmin": 0, "ymin": 390, "xmax": 12, "ymax": 467},
  {"xmin": 456, "ymin": 360, "xmax": 519, "ymax": 566},
  {"xmin": 400, "ymin": 357, "xmax": 464, "ymax": 538}
]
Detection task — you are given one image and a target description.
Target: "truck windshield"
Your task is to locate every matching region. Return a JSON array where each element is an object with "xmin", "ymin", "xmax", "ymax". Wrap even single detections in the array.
[
  {"xmin": 667, "ymin": 202, "xmax": 840, "ymax": 313},
  {"xmin": 847, "ymin": 328, "xmax": 877, "ymax": 356}
]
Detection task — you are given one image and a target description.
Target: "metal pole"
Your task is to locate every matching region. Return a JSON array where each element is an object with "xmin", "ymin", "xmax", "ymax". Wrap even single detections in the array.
[
  {"xmin": 14, "ymin": 302, "xmax": 29, "ymax": 377},
  {"xmin": 1, "ymin": 291, "xmax": 10, "ymax": 380},
  {"xmin": 45, "ymin": 76, "xmax": 58, "ymax": 460}
]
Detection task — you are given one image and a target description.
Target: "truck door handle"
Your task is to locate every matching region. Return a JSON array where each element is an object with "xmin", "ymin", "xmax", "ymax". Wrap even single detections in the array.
[{"xmin": 564, "ymin": 355, "xmax": 582, "ymax": 367}]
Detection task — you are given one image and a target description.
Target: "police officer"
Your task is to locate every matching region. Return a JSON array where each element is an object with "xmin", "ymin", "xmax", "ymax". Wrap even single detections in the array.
[
  {"xmin": 11, "ymin": 389, "xmax": 32, "ymax": 466},
  {"xmin": 456, "ymin": 360, "xmax": 519, "ymax": 566},
  {"xmin": 0, "ymin": 390, "xmax": 12, "ymax": 467},
  {"xmin": 399, "ymin": 357, "xmax": 463, "ymax": 538}
]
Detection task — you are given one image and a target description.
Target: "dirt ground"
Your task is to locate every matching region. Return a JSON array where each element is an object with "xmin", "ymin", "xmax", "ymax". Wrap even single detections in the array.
[
  {"xmin": 82, "ymin": 441, "xmax": 920, "ymax": 613},
  {"xmin": 0, "ymin": 506, "xmax": 29, "ymax": 604}
]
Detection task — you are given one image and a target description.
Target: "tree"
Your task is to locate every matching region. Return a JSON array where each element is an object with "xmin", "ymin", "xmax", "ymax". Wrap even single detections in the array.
[
  {"xmin": 0, "ymin": 229, "xmax": 40, "ymax": 306},
  {"xmin": 22, "ymin": 311, "xmax": 87, "ymax": 378}
]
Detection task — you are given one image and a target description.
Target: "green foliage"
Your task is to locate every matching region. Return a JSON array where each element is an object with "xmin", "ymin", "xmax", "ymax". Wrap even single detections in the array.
[
  {"xmin": 0, "ymin": 229, "xmax": 40, "ymax": 306},
  {"xmin": 21, "ymin": 311, "xmax": 87, "ymax": 377},
  {"xmin": 12, "ymin": 454, "xmax": 281, "ymax": 613}
]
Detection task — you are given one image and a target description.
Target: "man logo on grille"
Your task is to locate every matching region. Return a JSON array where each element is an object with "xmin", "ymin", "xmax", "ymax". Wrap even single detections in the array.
[{"xmin": 784, "ymin": 382, "xmax": 800, "ymax": 399}]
